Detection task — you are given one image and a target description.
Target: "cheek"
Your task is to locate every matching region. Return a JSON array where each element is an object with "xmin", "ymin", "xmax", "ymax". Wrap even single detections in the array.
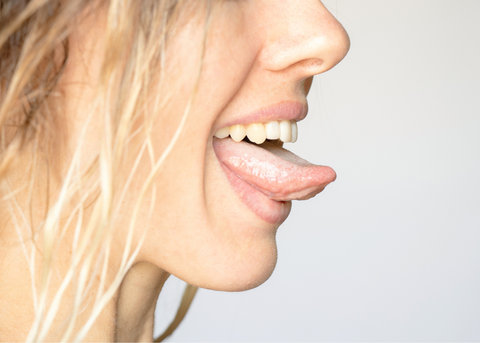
[
  {"xmin": 135, "ymin": 5, "xmax": 272, "ymax": 291},
  {"xmin": 157, "ymin": 20, "xmax": 258, "ymax": 142},
  {"xmin": 192, "ymin": 6, "xmax": 260, "ymax": 126},
  {"xmin": 197, "ymin": 40, "xmax": 258, "ymax": 118}
]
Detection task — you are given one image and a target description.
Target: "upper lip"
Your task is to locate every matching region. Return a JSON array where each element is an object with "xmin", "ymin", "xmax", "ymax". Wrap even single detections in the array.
[{"xmin": 213, "ymin": 100, "xmax": 308, "ymax": 132}]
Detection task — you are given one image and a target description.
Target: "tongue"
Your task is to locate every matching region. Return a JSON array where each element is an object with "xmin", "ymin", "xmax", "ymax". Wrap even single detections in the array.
[{"xmin": 213, "ymin": 137, "xmax": 336, "ymax": 201}]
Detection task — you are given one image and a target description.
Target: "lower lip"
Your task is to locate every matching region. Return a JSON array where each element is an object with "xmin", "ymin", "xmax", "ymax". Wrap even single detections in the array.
[{"xmin": 218, "ymin": 161, "xmax": 291, "ymax": 224}]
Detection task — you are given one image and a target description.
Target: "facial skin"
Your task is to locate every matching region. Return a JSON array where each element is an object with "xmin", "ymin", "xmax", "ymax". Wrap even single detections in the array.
[
  {"xmin": 0, "ymin": 1, "xmax": 349, "ymax": 341},
  {"xmin": 133, "ymin": 0, "xmax": 350, "ymax": 291}
]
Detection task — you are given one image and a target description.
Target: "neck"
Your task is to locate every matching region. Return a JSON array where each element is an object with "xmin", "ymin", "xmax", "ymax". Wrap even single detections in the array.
[
  {"xmin": 115, "ymin": 262, "xmax": 169, "ymax": 342},
  {"xmin": 0, "ymin": 237, "xmax": 168, "ymax": 342}
]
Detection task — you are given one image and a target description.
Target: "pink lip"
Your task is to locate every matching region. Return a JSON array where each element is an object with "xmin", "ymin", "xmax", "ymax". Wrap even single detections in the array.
[
  {"xmin": 215, "ymin": 101, "xmax": 307, "ymax": 131},
  {"xmin": 218, "ymin": 161, "xmax": 292, "ymax": 224}
]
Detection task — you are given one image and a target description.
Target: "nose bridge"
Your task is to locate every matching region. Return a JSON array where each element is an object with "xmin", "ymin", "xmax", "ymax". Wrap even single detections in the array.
[{"xmin": 258, "ymin": 0, "xmax": 350, "ymax": 75}]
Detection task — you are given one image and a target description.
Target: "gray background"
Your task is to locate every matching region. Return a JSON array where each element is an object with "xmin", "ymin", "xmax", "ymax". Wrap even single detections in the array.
[{"xmin": 154, "ymin": 0, "xmax": 480, "ymax": 341}]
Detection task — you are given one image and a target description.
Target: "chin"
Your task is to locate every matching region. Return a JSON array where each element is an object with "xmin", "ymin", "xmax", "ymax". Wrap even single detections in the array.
[
  {"xmin": 206, "ymin": 257, "xmax": 278, "ymax": 293},
  {"xmin": 181, "ymin": 236, "xmax": 279, "ymax": 292},
  {"xmin": 224, "ymin": 251, "xmax": 278, "ymax": 292}
]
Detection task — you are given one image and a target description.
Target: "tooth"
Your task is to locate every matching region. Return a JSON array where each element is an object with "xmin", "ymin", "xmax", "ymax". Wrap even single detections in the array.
[
  {"xmin": 246, "ymin": 123, "xmax": 267, "ymax": 144},
  {"xmin": 279, "ymin": 120, "xmax": 292, "ymax": 143},
  {"xmin": 214, "ymin": 127, "xmax": 230, "ymax": 138},
  {"xmin": 230, "ymin": 125, "xmax": 246, "ymax": 142},
  {"xmin": 291, "ymin": 121, "xmax": 298, "ymax": 143},
  {"xmin": 265, "ymin": 121, "xmax": 280, "ymax": 140}
]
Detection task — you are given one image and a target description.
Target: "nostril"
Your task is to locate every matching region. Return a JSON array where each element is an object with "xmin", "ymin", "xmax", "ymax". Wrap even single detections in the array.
[{"xmin": 291, "ymin": 58, "xmax": 324, "ymax": 75}]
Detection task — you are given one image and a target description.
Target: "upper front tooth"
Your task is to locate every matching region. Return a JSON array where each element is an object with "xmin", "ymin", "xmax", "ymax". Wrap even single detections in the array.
[
  {"xmin": 279, "ymin": 120, "xmax": 292, "ymax": 143},
  {"xmin": 291, "ymin": 120, "xmax": 298, "ymax": 143},
  {"xmin": 265, "ymin": 121, "xmax": 280, "ymax": 140},
  {"xmin": 230, "ymin": 124, "xmax": 246, "ymax": 142},
  {"xmin": 215, "ymin": 127, "xmax": 230, "ymax": 138},
  {"xmin": 246, "ymin": 123, "xmax": 267, "ymax": 144}
]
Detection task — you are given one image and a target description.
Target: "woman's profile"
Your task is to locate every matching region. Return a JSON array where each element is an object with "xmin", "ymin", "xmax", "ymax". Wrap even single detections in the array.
[{"xmin": 0, "ymin": 0, "xmax": 349, "ymax": 341}]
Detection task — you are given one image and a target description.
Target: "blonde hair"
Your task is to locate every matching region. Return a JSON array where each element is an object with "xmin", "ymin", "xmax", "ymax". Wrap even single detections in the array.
[{"xmin": 0, "ymin": 0, "xmax": 211, "ymax": 341}]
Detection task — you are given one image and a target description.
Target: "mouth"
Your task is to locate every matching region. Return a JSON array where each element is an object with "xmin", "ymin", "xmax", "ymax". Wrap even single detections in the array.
[{"xmin": 212, "ymin": 107, "xmax": 336, "ymax": 224}]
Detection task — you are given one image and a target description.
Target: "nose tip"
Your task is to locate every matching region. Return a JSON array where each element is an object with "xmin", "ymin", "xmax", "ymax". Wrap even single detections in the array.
[
  {"xmin": 314, "ymin": 14, "xmax": 350, "ymax": 73},
  {"xmin": 259, "ymin": 1, "xmax": 350, "ymax": 76}
]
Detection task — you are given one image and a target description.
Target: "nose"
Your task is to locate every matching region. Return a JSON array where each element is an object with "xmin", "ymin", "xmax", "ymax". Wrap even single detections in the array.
[{"xmin": 257, "ymin": 0, "xmax": 350, "ymax": 78}]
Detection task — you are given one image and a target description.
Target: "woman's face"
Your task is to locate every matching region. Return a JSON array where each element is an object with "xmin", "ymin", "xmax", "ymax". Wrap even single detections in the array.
[{"xmin": 120, "ymin": 0, "xmax": 350, "ymax": 291}]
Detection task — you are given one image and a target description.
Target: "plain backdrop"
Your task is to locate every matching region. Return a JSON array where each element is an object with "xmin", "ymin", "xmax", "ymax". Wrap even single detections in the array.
[{"xmin": 154, "ymin": 1, "xmax": 480, "ymax": 341}]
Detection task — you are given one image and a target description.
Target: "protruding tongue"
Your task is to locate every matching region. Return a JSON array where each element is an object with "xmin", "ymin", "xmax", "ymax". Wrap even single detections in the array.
[{"xmin": 213, "ymin": 137, "xmax": 336, "ymax": 201}]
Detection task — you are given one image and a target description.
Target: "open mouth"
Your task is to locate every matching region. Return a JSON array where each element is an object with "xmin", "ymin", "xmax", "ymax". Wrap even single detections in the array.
[{"xmin": 213, "ymin": 120, "xmax": 336, "ymax": 206}]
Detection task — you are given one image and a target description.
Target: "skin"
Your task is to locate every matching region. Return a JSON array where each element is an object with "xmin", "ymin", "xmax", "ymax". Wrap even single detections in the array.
[{"xmin": 0, "ymin": 0, "xmax": 349, "ymax": 341}]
